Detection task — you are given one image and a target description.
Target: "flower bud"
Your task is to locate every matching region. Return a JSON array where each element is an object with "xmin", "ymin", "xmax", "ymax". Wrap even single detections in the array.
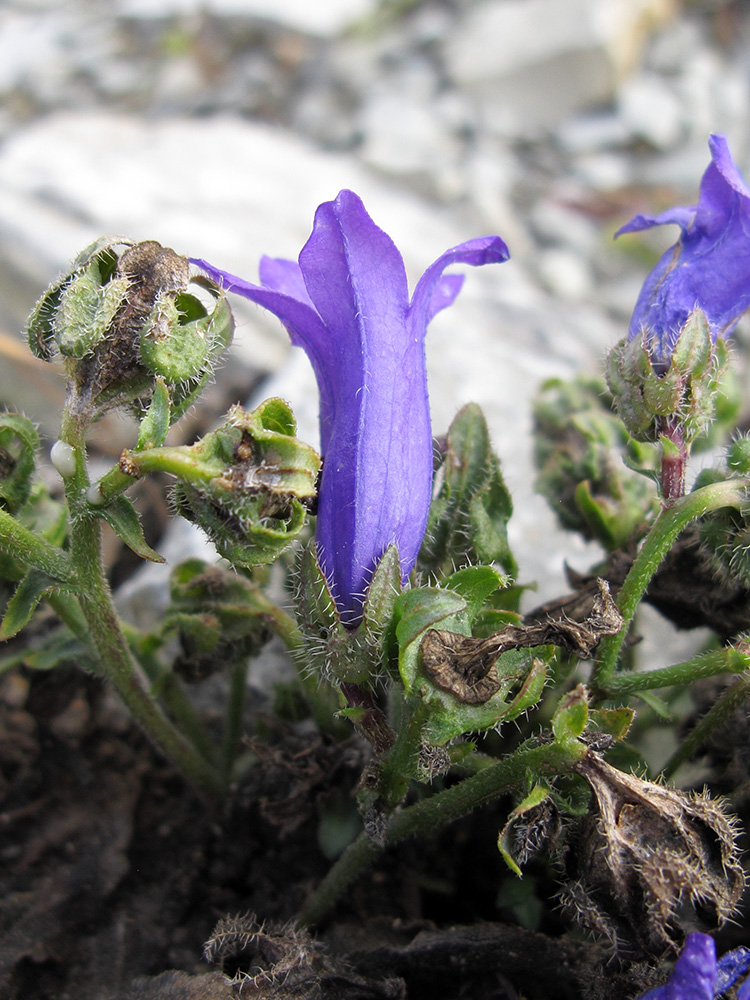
[
  {"xmin": 560, "ymin": 752, "xmax": 744, "ymax": 959},
  {"xmin": 533, "ymin": 377, "xmax": 658, "ymax": 550},
  {"xmin": 120, "ymin": 398, "xmax": 320, "ymax": 568},
  {"xmin": 606, "ymin": 309, "xmax": 728, "ymax": 450},
  {"xmin": 26, "ymin": 238, "xmax": 233, "ymax": 424}
]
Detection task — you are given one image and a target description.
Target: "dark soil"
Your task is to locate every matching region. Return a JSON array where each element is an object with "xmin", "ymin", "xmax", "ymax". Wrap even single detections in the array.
[{"xmin": 0, "ymin": 666, "xmax": 662, "ymax": 1000}]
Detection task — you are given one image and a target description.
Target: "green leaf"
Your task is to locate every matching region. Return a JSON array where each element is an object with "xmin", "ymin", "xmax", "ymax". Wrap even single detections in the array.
[
  {"xmin": 419, "ymin": 403, "xmax": 516, "ymax": 579},
  {"xmin": 442, "ymin": 565, "xmax": 504, "ymax": 624},
  {"xmin": 101, "ymin": 496, "xmax": 165, "ymax": 563},
  {"xmin": 498, "ymin": 783, "xmax": 552, "ymax": 876},
  {"xmin": 589, "ymin": 706, "xmax": 634, "ymax": 743},
  {"xmin": 636, "ymin": 689, "xmax": 673, "ymax": 720},
  {"xmin": 0, "ymin": 507, "xmax": 75, "ymax": 582},
  {"xmin": 551, "ymin": 683, "xmax": 589, "ymax": 743},
  {"xmin": 394, "ymin": 587, "xmax": 547, "ymax": 744},
  {"xmin": 136, "ymin": 378, "xmax": 171, "ymax": 450},
  {"xmin": 0, "ymin": 413, "xmax": 40, "ymax": 514},
  {"xmin": 0, "ymin": 568, "xmax": 60, "ymax": 639}
]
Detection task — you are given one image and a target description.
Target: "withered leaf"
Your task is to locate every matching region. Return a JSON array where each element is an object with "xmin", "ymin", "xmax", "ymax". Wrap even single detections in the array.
[{"xmin": 421, "ymin": 579, "xmax": 623, "ymax": 704}]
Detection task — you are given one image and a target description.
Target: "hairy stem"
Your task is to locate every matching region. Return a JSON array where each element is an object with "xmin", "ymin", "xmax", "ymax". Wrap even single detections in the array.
[
  {"xmin": 603, "ymin": 645, "xmax": 750, "ymax": 697},
  {"xmin": 298, "ymin": 738, "xmax": 586, "ymax": 927},
  {"xmin": 57, "ymin": 408, "xmax": 224, "ymax": 802},
  {"xmin": 663, "ymin": 665, "xmax": 750, "ymax": 779},
  {"xmin": 592, "ymin": 478, "xmax": 748, "ymax": 695}
]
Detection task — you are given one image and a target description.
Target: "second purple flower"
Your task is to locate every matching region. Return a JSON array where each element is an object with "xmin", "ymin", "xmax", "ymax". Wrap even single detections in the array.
[{"xmin": 193, "ymin": 190, "xmax": 509, "ymax": 621}]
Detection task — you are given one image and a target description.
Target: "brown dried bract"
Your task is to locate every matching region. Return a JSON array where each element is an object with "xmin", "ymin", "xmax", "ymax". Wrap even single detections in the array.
[
  {"xmin": 560, "ymin": 751, "xmax": 746, "ymax": 959},
  {"xmin": 204, "ymin": 914, "xmax": 405, "ymax": 998},
  {"xmin": 421, "ymin": 579, "xmax": 623, "ymax": 704}
]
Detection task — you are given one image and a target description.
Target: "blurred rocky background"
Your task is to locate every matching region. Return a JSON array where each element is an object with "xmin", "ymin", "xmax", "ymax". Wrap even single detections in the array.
[{"xmin": 0, "ymin": 0, "xmax": 748, "ymax": 612}]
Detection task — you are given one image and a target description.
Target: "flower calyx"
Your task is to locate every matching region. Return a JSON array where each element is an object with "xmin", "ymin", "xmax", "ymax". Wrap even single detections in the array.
[
  {"xmin": 120, "ymin": 398, "xmax": 320, "ymax": 568},
  {"xmin": 559, "ymin": 752, "xmax": 745, "ymax": 959}
]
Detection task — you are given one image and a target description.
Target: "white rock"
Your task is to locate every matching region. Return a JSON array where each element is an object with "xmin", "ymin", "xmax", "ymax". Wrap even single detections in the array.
[
  {"xmin": 114, "ymin": 0, "xmax": 379, "ymax": 37},
  {"xmin": 536, "ymin": 248, "xmax": 593, "ymax": 302},
  {"xmin": 444, "ymin": 0, "xmax": 677, "ymax": 135},
  {"xmin": 618, "ymin": 72, "xmax": 686, "ymax": 149}
]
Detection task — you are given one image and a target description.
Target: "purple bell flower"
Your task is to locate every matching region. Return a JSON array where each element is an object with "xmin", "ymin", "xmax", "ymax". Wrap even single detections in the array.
[
  {"xmin": 192, "ymin": 190, "xmax": 509, "ymax": 620},
  {"xmin": 617, "ymin": 134, "xmax": 750, "ymax": 370},
  {"xmin": 636, "ymin": 933, "xmax": 750, "ymax": 1000}
]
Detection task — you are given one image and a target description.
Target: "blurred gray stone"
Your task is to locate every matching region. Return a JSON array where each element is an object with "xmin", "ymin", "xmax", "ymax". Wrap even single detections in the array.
[
  {"xmin": 618, "ymin": 72, "xmax": 686, "ymax": 149},
  {"xmin": 114, "ymin": 0, "xmax": 379, "ymax": 37},
  {"xmin": 444, "ymin": 0, "xmax": 678, "ymax": 135}
]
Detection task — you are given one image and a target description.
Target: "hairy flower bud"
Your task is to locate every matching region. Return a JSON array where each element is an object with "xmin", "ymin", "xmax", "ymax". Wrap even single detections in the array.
[
  {"xmin": 560, "ymin": 753, "xmax": 744, "ymax": 959},
  {"xmin": 606, "ymin": 309, "xmax": 727, "ymax": 449},
  {"xmin": 533, "ymin": 376, "xmax": 658, "ymax": 550},
  {"xmin": 120, "ymin": 399, "xmax": 320, "ymax": 568},
  {"xmin": 26, "ymin": 237, "xmax": 233, "ymax": 424}
]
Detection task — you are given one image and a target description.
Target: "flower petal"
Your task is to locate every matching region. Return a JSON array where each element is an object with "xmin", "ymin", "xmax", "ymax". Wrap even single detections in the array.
[
  {"xmin": 616, "ymin": 135, "xmax": 750, "ymax": 365},
  {"xmin": 715, "ymin": 945, "xmax": 750, "ymax": 994},
  {"xmin": 615, "ymin": 206, "xmax": 696, "ymax": 238},
  {"xmin": 665, "ymin": 933, "xmax": 716, "ymax": 1000},
  {"xmin": 409, "ymin": 235, "xmax": 510, "ymax": 337},
  {"xmin": 258, "ymin": 255, "xmax": 315, "ymax": 308},
  {"xmin": 296, "ymin": 192, "xmax": 428, "ymax": 615}
]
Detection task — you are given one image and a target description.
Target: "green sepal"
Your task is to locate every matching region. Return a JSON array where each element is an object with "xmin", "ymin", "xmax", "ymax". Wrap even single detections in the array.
[
  {"xmin": 607, "ymin": 310, "xmax": 728, "ymax": 447},
  {"xmin": 100, "ymin": 495, "xmax": 165, "ymax": 563},
  {"xmin": 297, "ymin": 542, "xmax": 341, "ymax": 638},
  {"xmin": 360, "ymin": 544, "xmax": 401, "ymax": 661},
  {"xmin": 572, "ymin": 479, "xmax": 651, "ymax": 552},
  {"xmin": 55, "ymin": 254, "xmax": 129, "ymax": 358},
  {"xmin": 395, "ymin": 587, "xmax": 548, "ymax": 744},
  {"xmin": 26, "ymin": 237, "xmax": 131, "ymax": 360},
  {"xmin": 533, "ymin": 376, "xmax": 659, "ymax": 550},
  {"xmin": 419, "ymin": 403, "xmax": 517, "ymax": 580},
  {"xmin": 589, "ymin": 706, "xmax": 634, "ymax": 743},
  {"xmin": 498, "ymin": 783, "xmax": 552, "ymax": 876},
  {"xmin": 136, "ymin": 378, "xmax": 171, "ymax": 450},
  {"xmin": 168, "ymin": 293, "xmax": 235, "ymax": 423},
  {"xmin": 140, "ymin": 293, "xmax": 210, "ymax": 383},
  {"xmin": 161, "ymin": 560, "xmax": 273, "ymax": 681},
  {"xmin": 296, "ymin": 545, "xmax": 400, "ymax": 686},
  {"xmin": 551, "ymin": 683, "xmax": 589, "ymax": 743},
  {"xmin": 0, "ymin": 413, "xmax": 40, "ymax": 514},
  {"xmin": 174, "ymin": 483, "xmax": 308, "ymax": 569},
  {"xmin": 442, "ymin": 565, "xmax": 505, "ymax": 624},
  {"xmin": 125, "ymin": 399, "xmax": 319, "ymax": 569},
  {"xmin": 0, "ymin": 568, "xmax": 69, "ymax": 640}
]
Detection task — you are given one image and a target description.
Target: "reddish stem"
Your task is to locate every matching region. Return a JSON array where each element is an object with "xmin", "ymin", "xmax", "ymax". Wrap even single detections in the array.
[
  {"xmin": 657, "ymin": 416, "xmax": 688, "ymax": 503},
  {"xmin": 339, "ymin": 682, "xmax": 396, "ymax": 755}
]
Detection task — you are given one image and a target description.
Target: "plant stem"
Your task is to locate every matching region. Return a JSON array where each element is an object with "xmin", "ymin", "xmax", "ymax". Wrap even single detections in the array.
[
  {"xmin": 123, "ymin": 624, "xmax": 219, "ymax": 768},
  {"xmin": 662, "ymin": 667, "xmax": 750, "ymax": 779},
  {"xmin": 603, "ymin": 645, "xmax": 750, "ymax": 697},
  {"xmin": 592, "ymin": 478, "xmax": 748, "ymax": 695},
  {"xmin": 222, "ymin": 657, "xmax": 249, "ymax": 779},
  {"xmin": 658, "ymin": 415, "xmax": 687, "ymax": 502},
  {"xmin": 57, "ymin": 408, "xmax": 225, "ymax": 803},
  {"xmin": 298, "ymin": 738, "xmax": 586, "ymax": 927}
]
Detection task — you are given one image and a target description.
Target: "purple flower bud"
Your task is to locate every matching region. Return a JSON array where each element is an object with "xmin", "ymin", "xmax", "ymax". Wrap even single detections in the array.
[
  {"xmin": 192, "ymin": 190, "xmax": 509, "ymax": 620},
  {"xmin": 617, "ymin": 134, "xmax": 750, "ymax": 369}
]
